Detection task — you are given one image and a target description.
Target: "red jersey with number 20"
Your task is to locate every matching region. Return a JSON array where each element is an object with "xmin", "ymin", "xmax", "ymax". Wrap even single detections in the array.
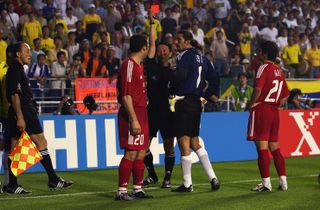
[
  {"xmin": 117, "ymin": 58, "xmax": 147, "ymax": 108},
  {"xmin": 254, "ymin": 61, "xmax": 289, "ymax": 106}
]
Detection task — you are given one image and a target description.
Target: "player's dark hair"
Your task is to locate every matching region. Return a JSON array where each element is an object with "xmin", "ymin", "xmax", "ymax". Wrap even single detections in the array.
[
  {"xmin": 178, "ymin": 30, "xmax": 199, "ymax": 49},
  {"xmin": 260, "ymin": 40, "xmax": 278, "ymax": 61},
  {"xmin": 129, "ymin": 35, "xmax": 148, "ymax": 53},
  {"xmin": 178, "ymin": 30, "xmax": 193, "ymax": 42}
]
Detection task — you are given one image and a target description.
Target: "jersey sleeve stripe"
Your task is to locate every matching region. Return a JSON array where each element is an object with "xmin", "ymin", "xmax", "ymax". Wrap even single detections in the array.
[
  {"xmin": 249, "ymin": 111, "xmax": 255, "ymax": 137},
  {"xmin": 256, "ymin": 64, "xmax": 267, "ymax": 79},
  {"xmin": 127, "ymin": 60, "xmax": 133, "ymax": 83}
]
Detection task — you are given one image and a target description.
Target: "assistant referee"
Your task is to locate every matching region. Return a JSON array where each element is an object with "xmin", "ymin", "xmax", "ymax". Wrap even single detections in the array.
[{"xmin": 3, "ymin": 42, "xmax": 73, "ymax": 194}]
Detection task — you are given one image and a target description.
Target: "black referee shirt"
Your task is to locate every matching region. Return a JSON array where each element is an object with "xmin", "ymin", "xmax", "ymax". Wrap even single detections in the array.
[
  {"xmin": 145, "ymin": 58, "xmax": 174, "ymax": 107},
  {"xmin": 6, "ymin": 59, "xmax": 33, "ymax": 106}
]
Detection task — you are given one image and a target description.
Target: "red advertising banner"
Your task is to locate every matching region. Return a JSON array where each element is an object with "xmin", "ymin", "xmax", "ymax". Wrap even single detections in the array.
[
  {"xmin": 279, "ymin": 110, "xmax": 320, "ymax": 158},
  {"xmin": 75, "ymin": 78, "xmax": 118, "ymax": 114}
]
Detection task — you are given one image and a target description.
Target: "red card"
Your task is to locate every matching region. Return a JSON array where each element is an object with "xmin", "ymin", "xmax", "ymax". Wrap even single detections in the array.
[{"xmin": 150, "ymin": 4, "xmax": 160, "ymax": 15}]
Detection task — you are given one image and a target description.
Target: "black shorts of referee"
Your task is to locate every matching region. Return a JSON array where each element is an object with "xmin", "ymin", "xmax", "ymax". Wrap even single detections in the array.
[
  {"xmin": 174, "ymin": 95, "xmax": 202, "ymax": 138},
  {"xmin": 148, "ymin": 104, "xmax": 175, "ymax": 139},
  {"xmin": 7, "ymin": 103, "xmax": 43, "ymax": 139}
]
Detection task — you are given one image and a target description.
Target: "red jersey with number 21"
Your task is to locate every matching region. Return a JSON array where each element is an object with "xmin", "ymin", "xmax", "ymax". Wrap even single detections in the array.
[
  {"xmin": 117, "ymin": 58, "xmax": 147, "ymax": 108},
  {"xmin": 248, "ymin": 61, "xmax": 289, "ymax": 141},
  {"xmin": 254, "ymin": 61, "xmax": 289, "ymax": 106}
]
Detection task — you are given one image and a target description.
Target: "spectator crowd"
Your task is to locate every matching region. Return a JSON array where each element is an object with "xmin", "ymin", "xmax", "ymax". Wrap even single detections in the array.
[{"xmin": 0, "ymin": 0, "xmax": 319, "ymax": 112}]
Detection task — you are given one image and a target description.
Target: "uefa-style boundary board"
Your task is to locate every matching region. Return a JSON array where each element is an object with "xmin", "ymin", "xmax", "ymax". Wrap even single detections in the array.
[{"xmin": 24, "ymin": 110, "xmax": 320, "ymax": 172}]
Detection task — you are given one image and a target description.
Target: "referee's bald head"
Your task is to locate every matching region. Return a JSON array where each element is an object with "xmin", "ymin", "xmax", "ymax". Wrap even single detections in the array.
[{"xmin": 12, "ymin": 42, "xmax": 31, "ymax": 65}]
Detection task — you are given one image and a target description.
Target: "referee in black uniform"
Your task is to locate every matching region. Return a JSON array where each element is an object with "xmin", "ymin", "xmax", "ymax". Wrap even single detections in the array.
[
  {"xmin": 2, "ymin": 42, "xmax": 73, "ymax": 194},
  {"xmin": 143, "ymin": 40, "xmax": 176, "ymax": 188}
]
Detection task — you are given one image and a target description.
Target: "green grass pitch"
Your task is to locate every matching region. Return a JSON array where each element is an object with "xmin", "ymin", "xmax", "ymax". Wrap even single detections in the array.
[{"xmin": 0, "ymin": 156, "xmax": 319, "ymax": 210}]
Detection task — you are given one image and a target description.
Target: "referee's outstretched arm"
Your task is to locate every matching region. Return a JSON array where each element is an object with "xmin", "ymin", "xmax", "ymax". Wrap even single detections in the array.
[{"xmin": 147, "ymin": 15, "xmax": 156, "ymax": 59}]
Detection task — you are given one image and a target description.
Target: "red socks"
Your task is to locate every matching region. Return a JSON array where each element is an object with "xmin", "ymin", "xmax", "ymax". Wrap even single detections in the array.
[
  {"xmin": 118, "ymin": 158, "xmax": 133, "ymax": 189},
  {"xmin": 132, "ymin": 159, "xmax": 144, "ymax": 187},
  {"xmin": 118, "ymin": 158, "xmax": 144, "ymax": 190},
  {"xmin": 257, "ymin": 149, "xmax": 286, "ymax": 179},
  {"xmin": 258, "ymin": 149, "xmax": 270, "ymax": 178},
  {"xmin": 271, "ymin": 149, "xmax": 286, "ymax": 176}
]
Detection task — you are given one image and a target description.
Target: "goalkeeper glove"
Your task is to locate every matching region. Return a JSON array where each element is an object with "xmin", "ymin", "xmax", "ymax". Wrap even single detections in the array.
[{"xmin": 168, "ymin": 95, "xmax": 185, "ymax": 112}]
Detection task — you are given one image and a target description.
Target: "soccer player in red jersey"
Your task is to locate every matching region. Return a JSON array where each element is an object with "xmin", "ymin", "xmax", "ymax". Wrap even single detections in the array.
[
  {"xmin": 115, "ymin": 23, "xmax": 155, "ymax": 200},
  {"xmin": 247, "ymin": 41, "xmax": 290, "ymax": 192}
]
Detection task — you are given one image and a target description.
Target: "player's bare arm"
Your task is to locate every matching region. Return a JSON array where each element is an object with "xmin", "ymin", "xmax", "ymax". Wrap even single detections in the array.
[
  {"xmin": 279, "ymin": 96, "xmax": 289, "ymax": 110},
  {"xmin": 11, "ymin": 93, "xmax": 25, "ymax": 131},
  {"xmin": 122, "ymin": 95, "xmax": 141, "ymax": 136},
  {"xmin": 247, "ymin": 87, "xmax": 261, "ymax": 110}
]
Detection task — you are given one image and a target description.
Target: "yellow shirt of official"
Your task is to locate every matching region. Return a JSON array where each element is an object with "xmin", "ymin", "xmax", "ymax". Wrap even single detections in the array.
[
  {"xmin": 0, "ymin": 40, "xmax": 7, "ymax": 63},
  {"xmin": 0, "ymin": 62, "xmax": 9, "ymax": 118},
  {"xmin": 282, "ymin": 44, "xmax": 301, "ymax": 65},
  {"xmin": 145, "ymin": 19, "xmax": 162, "ymax": 41},
  {"xmin": 304, "ymin": 48, "xmax": 320, "ymax": 67},
  {"xmin": 22, "ymin": 20, "xmax": 42, "ymax": 48},
  {"xmin": 41, "ymin": 37, "xmax": 55, "ymax": 51},
  {"xmin": 83, "ymin": 14, "xmax": 101, "ymax": 30}
]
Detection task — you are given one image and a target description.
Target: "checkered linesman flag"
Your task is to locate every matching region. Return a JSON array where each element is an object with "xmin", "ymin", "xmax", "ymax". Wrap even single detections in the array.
[{"xmin": 9, "ymin": 131, "xmax": 43, "ymax": 176}]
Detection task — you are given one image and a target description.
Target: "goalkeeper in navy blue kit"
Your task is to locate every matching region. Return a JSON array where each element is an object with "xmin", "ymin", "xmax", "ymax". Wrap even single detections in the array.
[{"xmin": 171, "ymin": 31, "xmax": 220, "ymax": 192}]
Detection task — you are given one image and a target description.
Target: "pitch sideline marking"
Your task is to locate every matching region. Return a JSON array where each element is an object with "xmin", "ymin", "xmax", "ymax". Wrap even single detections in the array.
[{"xmin": 0, "ymin": 174, "xmax": 317, "ymax": 201}]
